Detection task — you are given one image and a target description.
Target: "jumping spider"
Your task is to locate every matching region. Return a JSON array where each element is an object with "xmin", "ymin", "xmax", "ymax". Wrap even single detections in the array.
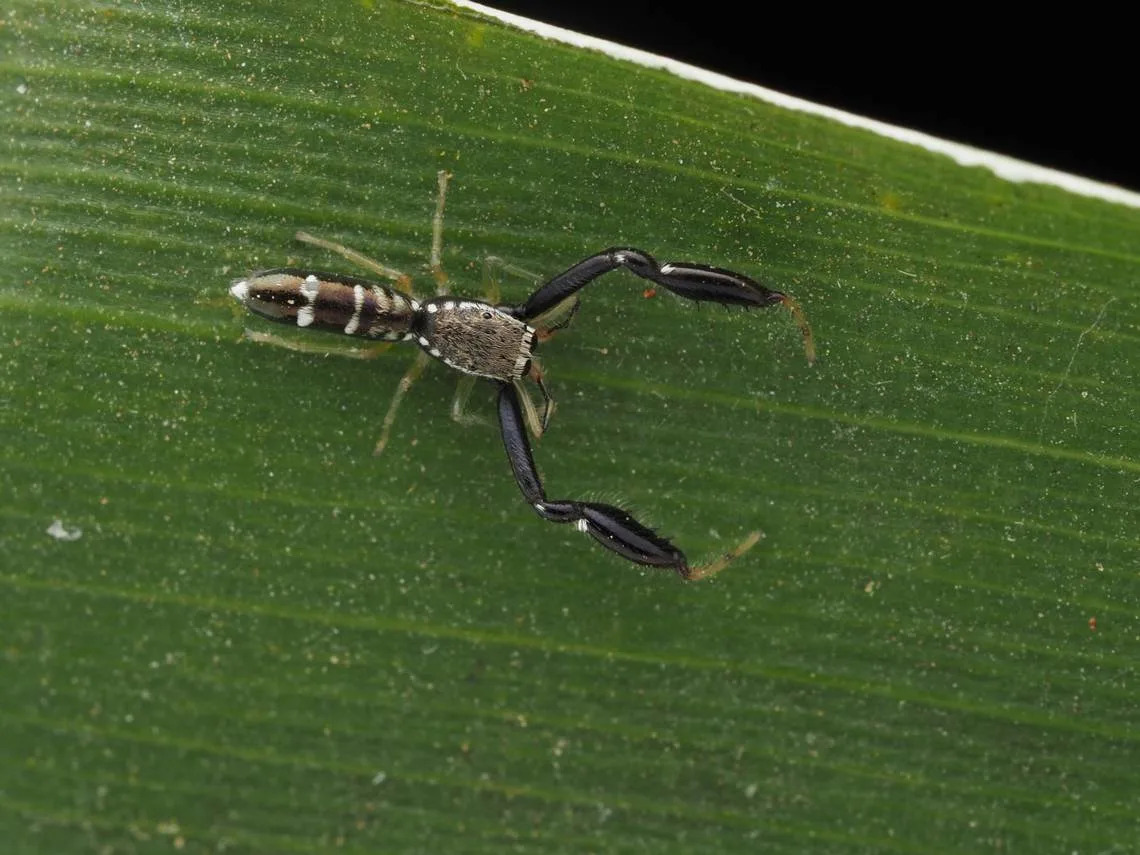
[{"xmin": 230, "ymin": 172, "xmax": 814, "ymax": 579}]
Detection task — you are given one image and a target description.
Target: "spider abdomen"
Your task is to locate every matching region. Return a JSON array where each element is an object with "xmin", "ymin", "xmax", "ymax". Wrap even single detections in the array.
[{"xmin": 231, "ymin": 268, "xmax": 419, "ymax": 341}]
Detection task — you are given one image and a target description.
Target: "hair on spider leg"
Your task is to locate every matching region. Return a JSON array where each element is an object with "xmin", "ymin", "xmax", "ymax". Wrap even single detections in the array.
[{"xmin": 578, "ymin": 488, "xmax": 658, "ymax": 522}]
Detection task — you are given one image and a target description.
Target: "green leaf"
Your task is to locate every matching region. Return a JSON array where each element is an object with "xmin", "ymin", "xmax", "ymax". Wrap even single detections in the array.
[{"xmin": 3, "ymin": 1, "xmax": 1138, "ymax": 852}]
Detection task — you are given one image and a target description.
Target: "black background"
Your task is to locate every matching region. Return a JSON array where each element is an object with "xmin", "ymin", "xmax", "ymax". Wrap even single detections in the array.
[{"xmin": 485, "ymin": 3, "xmax": 1136, "ymax": 193}]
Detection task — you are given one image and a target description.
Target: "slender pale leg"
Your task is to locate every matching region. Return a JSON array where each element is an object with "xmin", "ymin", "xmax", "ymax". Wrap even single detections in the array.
[
  {"xmin": 372, "ymin": 170, "xmax": 454, "ymax": 454},
  {"xmin": 293, "ymin": 231, "xmax": 413, "ymax": 290},
  {"xmin": 241, "ymin": 329, "xmax": 394, "ymax": 359}
]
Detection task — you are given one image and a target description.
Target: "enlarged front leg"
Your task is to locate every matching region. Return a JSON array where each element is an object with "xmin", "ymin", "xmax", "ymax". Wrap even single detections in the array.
[
  {"xmin": 497, "ymin": 383, "xmax": 759, "ymax": 580},
  {"xmin": 509, "ymin": 248, "xmax": 815, "ymax": 363}
]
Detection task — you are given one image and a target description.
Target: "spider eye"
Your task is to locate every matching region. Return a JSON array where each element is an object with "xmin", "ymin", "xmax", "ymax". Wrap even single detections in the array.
[{"xmin": 483, "ymin": 311, "xmax": 493, "ymax": 319}]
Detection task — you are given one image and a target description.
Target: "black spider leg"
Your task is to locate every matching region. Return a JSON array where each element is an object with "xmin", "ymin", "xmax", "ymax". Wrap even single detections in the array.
[
  {"xmin": 497, "ymin": 382, "xmax": 694, "ymax": 576},
  {"xmin": 497, "ymin": 384, "xmax": 761, "ymax": 579},
  {"xmin": 507, "ymin": 247, "xmax": 815, "ymax": 363}
]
